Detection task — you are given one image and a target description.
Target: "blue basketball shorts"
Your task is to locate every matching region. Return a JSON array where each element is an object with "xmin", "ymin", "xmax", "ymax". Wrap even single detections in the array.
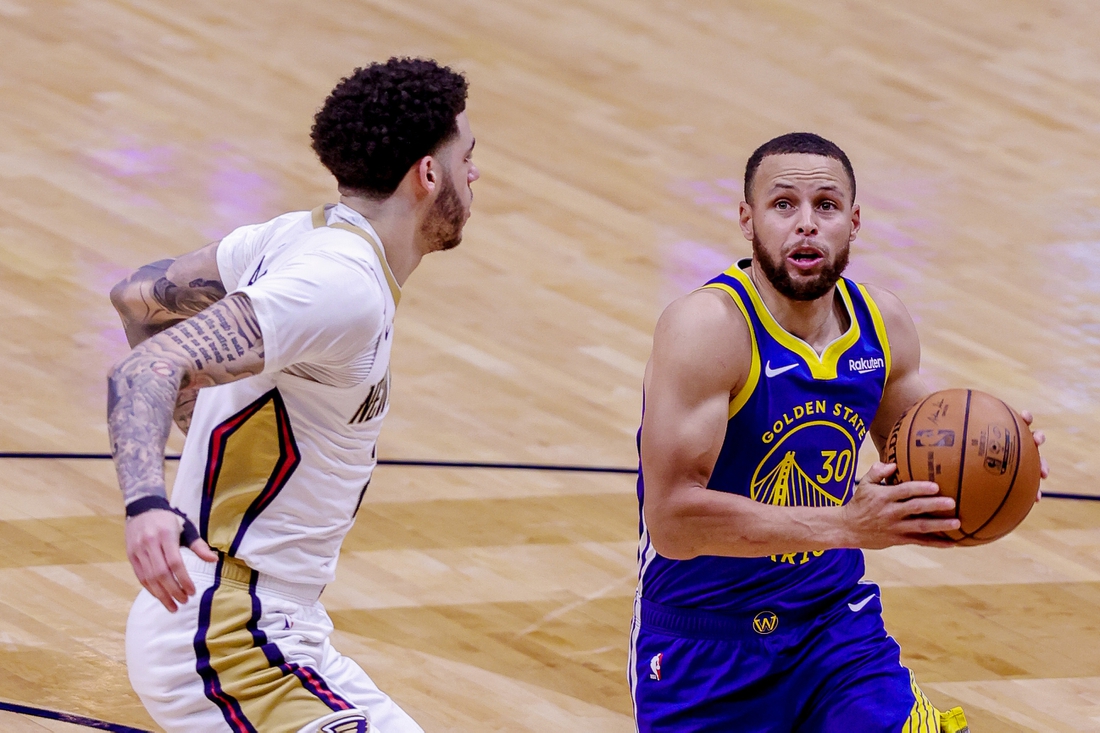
[{"xmin": 629, "ymin": 583, "xmax": 942, "ymax": 733}]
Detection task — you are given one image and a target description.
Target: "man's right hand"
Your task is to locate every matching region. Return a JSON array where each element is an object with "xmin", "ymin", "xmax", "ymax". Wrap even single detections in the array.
[
  {"xmin": 839, "ymin": 462, "xmax": 960, "ymax": 550},
  {"xmin": 125, "ymin": 509, "xmax": 219, "ymax": 612}
]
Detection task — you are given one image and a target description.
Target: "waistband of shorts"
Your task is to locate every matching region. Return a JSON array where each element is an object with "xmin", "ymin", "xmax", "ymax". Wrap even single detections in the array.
[
  {"xmin": 639, "ymin": 597, "xmax": 833, "ymax": 639},
  {"xmin": 182, "ymin": 551, "xmax": 325, "ymax": 605}
]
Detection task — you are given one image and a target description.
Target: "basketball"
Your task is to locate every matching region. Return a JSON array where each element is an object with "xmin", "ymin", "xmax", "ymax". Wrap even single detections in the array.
[{"xmin": 885, "ymin": 389, "xmax": 1041, "ymax": 546}]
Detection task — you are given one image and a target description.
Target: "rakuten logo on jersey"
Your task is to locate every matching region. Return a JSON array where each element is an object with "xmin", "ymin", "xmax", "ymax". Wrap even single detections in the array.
[{"xmin": 849, "ymin": 357, "xmax": 885, "ymax": 374}]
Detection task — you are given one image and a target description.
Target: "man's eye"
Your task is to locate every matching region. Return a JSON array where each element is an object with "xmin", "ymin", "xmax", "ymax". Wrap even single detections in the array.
[
  {"xmin": 820, "ymin": 201, "xmax": 836, "ymax": 210},
  {"xmin": 776, "ymin": 201, "xmax": 790, "ymax": 210}
]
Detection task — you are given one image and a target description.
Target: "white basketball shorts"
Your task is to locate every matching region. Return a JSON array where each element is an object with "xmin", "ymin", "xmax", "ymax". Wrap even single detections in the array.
[{"xmin": 126, "ymin": 550, "xmax": 421, "ymax": 733}]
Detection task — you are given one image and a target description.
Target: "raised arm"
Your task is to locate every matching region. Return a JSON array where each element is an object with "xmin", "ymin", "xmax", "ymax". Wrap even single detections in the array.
[
  {"xmin": 107, "ymin": 293, "xmax": 263, "ymax": 611},
  {"xmin": 110, "ymin": 241, "xmax": 226, "ymax": 346},
  {"xmin": 110, "ymin": 242, "xmax": 227, "ymax": 432},
  {"xmin": 640, "ymin": 289, "xmax": 959, "ymax": 561}
]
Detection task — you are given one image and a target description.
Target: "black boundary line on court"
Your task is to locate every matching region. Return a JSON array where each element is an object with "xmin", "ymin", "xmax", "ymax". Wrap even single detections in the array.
[
  {"xmin": 0, "ymin": 699, "xmax": 151, "ymax": 732},
  {"xmin": 0, "ymin": 451, "xmax": 639, "ymax": 475},
  {"xmin": 0, "ymin": 451, "xmax": 1096, "ymax": 501}
]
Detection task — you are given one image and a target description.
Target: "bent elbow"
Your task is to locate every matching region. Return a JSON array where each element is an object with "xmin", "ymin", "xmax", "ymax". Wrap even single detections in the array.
[
  {"xmin": 650, "ymin": 536, "xmax": 697, "ymax": 561},
  {"xmin": 110, "ymin": 279, "xmax": 134, "ymax": 317},
  {"xmin": 645, "ymin": 508, "xmax": 701, "ymax": 561}
]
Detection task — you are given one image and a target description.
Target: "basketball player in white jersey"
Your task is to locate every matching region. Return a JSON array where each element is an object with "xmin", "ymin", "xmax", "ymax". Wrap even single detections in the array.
[{"xmin": 107, "ymin": 58, "xmax": 478, "ymax": 733}]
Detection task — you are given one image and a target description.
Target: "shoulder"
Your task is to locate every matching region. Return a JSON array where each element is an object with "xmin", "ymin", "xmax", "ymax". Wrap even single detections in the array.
[
  {"xmin": 244, "ymin": 241, "xmax": 386, "ymax": 323},
  {"xmin": 858, "ymin": 282, "xmax": 920, "ymax": 375},
  {"xmin": 223, "ymin": 210, "xmax": 312, "ymax": 245},
  {"xmin": 859, "ymin": 283, "xmax": 918, "ymax": 343},
  {"xmin": 295, "ymin": 226, "xmax": 389, "ymax": 273},
  {"xmin": 657, "ymin": 287, "xmax": 750, "ymax": 342},
  {"xmin": 651, "ymin": 287, "xmax": 753, "ymax": 382}
]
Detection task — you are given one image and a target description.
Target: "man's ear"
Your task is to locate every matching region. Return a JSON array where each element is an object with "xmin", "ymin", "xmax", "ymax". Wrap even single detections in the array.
[
  {"xmin": 416, "ymin": 156, "xmax": 439, "ymax": 196},
  {"xmin": 849, "ymin": 202, "xmax": 861, "ymax": 241},
  {"xmin": 739, "ymin": 201, "xmax": 754, "ymax": 242}
]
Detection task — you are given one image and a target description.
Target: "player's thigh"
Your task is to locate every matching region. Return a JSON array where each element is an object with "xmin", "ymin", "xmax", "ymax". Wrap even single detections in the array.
[
  {"xmin": 306, "ymin": 637, "xmax": 423, "ymax": 733},
  {"xmin": 632, "ymin": 627, "xmax": 791, "ymax": 733},
  {"xmin": 126, "ymin": 587, "xmax": 235, "ymax": 733},
  {"xmin": 795, "ymin": 594, "xmax": 934, "ymax": 733}
]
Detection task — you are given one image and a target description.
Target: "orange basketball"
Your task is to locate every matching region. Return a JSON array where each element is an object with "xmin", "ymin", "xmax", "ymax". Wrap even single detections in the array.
[{"xmin": 885, "ymin": 389, "xmax": 1041, "ymax": 546}]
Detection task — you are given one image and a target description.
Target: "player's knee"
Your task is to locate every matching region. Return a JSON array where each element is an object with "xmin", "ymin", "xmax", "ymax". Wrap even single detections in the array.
[{"xmin": 297, "ymin": 708, "xmax": 371, "ymax": 733}]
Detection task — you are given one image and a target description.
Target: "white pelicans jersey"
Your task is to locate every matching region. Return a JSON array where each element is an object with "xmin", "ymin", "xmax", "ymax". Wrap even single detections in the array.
[{"xmin": 170, "ymin": 203, "xmax": 399, "ymax": 585}]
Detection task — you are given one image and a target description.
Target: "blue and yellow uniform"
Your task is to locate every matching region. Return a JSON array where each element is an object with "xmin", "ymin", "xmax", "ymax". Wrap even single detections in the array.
[{"xmin": 630, "ymin": 261, "xmax": 965, "ymax": 733}]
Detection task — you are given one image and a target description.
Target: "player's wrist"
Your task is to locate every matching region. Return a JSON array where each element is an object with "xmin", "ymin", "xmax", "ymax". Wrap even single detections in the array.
[
  {"xmin": 822, "ymin": 506, "xmax": 857, "ymax": 550},
  {"xmin": 124, "ymin": 496, "xmax": 201, "ymax": 547},
  {"xmin": 124, "ymin": 495, "xmax": 173, "ymax": 517}
]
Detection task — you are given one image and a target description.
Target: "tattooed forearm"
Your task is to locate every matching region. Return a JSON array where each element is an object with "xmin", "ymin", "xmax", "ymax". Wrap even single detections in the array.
[
  {"xmin": 108, "ymin": 353, "xmax": 186, "ymax": 503},
  {"xmin": 107, "ymin": 293, "xmax": 265, "ymax": 505}
]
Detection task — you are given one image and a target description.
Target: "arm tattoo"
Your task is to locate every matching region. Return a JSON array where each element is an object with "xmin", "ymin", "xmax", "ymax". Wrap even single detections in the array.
[
  {"xmin": 107, "ymin": 354, "xmax": 185, "ymax": 502},
  {"xmin": 152, "ymin": 275, "xmax": 226, "ymax": 317},
  {"xmin": 111, "ymin": 246, "xmax": 226, "ymax": 348},
  {"xmin": 108, "ymin": 294, "xmax": 264, "ymax": 504}
]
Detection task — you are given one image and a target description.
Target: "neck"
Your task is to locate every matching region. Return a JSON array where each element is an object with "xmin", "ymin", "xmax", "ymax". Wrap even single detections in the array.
[
  {"xmin": 339, "ymin": 193, "xmax": 424, "ymax": 286},
  {"xmin": 746, "ymin": 261, "xmax": 848, "ymax": 354}
]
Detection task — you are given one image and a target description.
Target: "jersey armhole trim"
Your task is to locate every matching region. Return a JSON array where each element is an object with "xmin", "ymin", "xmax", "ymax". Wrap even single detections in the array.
[
  {"xmin": 311, "ymin": 205, "xmax": 401, "ymax": 306},
  {"xmin": 856, "ymin": 283, "xmax": 892, "ymax": 385},
  {"xmin": 700, "ymin": 283, "xmax": 760, "ymax": 419}
]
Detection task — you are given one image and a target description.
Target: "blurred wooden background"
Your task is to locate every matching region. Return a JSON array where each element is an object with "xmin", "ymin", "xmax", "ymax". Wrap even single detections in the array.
[{"xmin": 1, "ymin": 0, "xmax": 1099, "ymax": 730}]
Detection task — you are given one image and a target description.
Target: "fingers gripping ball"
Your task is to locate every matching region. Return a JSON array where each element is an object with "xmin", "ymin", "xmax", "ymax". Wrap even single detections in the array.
[{"xmin": 885, "ymin": 389, "xmax": 1041, "ymax": 546}]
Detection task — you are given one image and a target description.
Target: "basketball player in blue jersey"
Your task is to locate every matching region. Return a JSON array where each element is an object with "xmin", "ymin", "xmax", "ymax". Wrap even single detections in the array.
[{"xmin": 631, "ymin": 133, "xmax": 1046, "ymax": 732}]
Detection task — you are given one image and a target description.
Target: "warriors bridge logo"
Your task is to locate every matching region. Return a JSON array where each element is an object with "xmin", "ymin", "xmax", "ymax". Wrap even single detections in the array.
[
  {"xmin": 752, "ymin": 406, "xmax": 862, "ymax": 567},
  {"xmin": 752, "ymin": 420, "xmax": 858, "ymax": 508}
]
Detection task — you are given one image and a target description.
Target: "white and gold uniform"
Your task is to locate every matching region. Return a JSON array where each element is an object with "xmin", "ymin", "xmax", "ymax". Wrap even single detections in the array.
[{"xmin": 126, "ymin": 204, "xmax": 420, "ymax": 733}]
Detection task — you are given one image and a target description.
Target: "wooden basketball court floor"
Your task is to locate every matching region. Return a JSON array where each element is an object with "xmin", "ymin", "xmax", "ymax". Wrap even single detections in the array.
[{"xmin": 1, "ymin": 0, "xmax": 1099, "ymax": 730}]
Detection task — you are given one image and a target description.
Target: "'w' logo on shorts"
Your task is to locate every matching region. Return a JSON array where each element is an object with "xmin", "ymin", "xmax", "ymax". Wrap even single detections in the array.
[{"xmin": 753, "ymin": 611, "xmax": 778, "ymax": 635}]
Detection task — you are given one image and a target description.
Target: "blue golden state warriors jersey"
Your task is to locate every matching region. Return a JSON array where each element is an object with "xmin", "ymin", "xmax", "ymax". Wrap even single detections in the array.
[{"xmin": 636, "ymin": 260, "xmax": 893, "ymax": 613}]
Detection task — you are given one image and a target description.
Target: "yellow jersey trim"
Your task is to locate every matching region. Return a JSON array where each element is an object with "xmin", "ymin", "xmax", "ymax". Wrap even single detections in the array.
[
  {"xmin": 700, "ymin": 282, "xmax": 761, "ymax": 419},
  {"xmin": 311, "ymin": 205, "xmax": 401, "ymax": 306},
  {"xmin": 857, "ymin": 283, "xmax": 892, "ymax": 384},
  {"xmin": 724, "ymin": 265, "xmax": 859, "ymax": 380}
]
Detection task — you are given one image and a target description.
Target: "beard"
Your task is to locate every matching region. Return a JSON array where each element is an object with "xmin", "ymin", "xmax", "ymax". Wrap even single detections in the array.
[
  {"xmin": 420, "ymin": 174, "xmax": 467, "ymax": 252},
  {"xmin": 752, "ymin": 235, "xmax": 850, "ymax": 301}
]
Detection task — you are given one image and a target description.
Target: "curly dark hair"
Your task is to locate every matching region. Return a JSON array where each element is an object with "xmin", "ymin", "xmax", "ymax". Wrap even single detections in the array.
[
  {"xmin": 311, "ymin": 58, "xmax": 468, "ymax": 197},
  {"xmin": 744, "ymin": 132, "xmax": 856, "ymax": 204}
]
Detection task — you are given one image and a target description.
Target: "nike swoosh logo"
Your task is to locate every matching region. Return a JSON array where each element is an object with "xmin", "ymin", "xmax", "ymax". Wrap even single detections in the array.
[
  {"xmin": 764, "ymin": 361, "xmax": 798, "ymax": 378},
  {"xmin": 848, "ymin": 594, "xmax": 876, "ymax": 613}
]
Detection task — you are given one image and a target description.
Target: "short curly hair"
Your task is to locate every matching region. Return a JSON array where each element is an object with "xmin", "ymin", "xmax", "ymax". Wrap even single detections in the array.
[{"xmin": 311, "ymin": 58, "xmax": 468, "ymax": 198}]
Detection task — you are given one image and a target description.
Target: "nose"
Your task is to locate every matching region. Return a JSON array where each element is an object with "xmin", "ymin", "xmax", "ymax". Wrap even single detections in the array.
[
  {"xmin": 468, "ymin": 164, "xmax": 480, "ymax": 184},
  {"xmin": 796, "ymin": 204, "xmax": 818, "ymax": 236}
]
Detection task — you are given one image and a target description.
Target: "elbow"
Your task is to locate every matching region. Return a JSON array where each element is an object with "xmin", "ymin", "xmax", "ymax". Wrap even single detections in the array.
[
  {"xmin": 644, "ymin": 504, "xmax": 701, "ymax": 561},
  {"xmin": 650, "ymin": 536, "xmax": 697, "ymax": 562},
  {"xmin": 109, "ymin": 279, "xmax": 134, "ymax": 319}
]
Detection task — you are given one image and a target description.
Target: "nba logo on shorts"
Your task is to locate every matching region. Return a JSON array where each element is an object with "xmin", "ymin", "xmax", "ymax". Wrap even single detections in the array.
[{"xmin": 649, "ymin": 653, "xmax": 663, "ymax": 680}]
